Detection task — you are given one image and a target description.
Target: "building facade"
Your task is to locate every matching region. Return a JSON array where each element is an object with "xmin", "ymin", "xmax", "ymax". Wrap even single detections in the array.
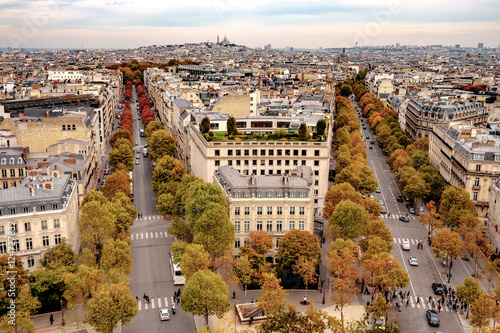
[
  {"xmin": 0, "ymin": 172, "xmax": 79, "ymax": 270},
  {"xmin": 0, "ymin": 147, "xmax": 28, "ymax": 190},
  {"xmin": 214, "ymin": 165, "xmax": 315, "ymax": 259}
]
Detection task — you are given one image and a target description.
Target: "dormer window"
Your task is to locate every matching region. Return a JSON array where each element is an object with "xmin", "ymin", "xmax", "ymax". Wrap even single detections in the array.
[
  {"xmin": 17, "ymin": 157, "xmax": 23, "ymax": 164},
  {"xmin": 9, "ymin": 158, "xmax": 14, "ymax": 164},
  {"xmin": 0, "ymin": 159, "xmax": 5, "ymax": 165}
]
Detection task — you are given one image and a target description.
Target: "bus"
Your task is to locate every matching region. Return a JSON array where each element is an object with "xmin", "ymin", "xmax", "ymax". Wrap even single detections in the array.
[{"xmin": 170, "ymin": 255, "xmax": 185, "ymax": 285}]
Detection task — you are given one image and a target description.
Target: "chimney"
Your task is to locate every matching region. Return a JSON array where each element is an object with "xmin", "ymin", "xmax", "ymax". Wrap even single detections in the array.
[
  {"xmin": 22, "ymin": 147, "xmax": 28, "ymax": 162},
  {"xmin": 29, "ymin": 184, "xmax": 35, "ymax": 196},
  {"xmin": 250, "ymin": 174, "xmax": 255, "ymax": 185}
]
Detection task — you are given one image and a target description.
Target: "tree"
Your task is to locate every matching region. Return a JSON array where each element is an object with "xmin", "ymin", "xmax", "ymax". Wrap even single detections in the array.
[
  {"xmin": 145, "ymin": 120, "xmax": 164, "ymax": 138},
  {"xmin": 316, "ymin": 118, "xmax": 328, "ymax": 138},
  {"xmin": 470, "ymin": 293, "xmax": 495, "ymax": 329},
  {"xmin": 85, "ymin": 282, "xmax": 137, "ymax": 333},
  {"xmin": 276, "ymin": 229, "xmax": 321, "ymax": 271},
  {"xmin": 357, "ymin": 165, "xmax": 378, "ymax": 194},
  {"xmin": 151, "ymin": 156, "xmax": 186, "ymax": 194},
  {"xmin": 340, "ymin": 84, "xmax": 353, "ymax": 97},
  {"xmin": 109, "ymin": 129, "xmax": 133, "ymax": 148},
  {"xmin": 0, "ymin": 284, "xmax": 40, "ymax": 333},
  {"xmin": 432, "ymin": 228, "xmax": 463, "ymax": 272},
  {"xmin": 256, "ymin": 272, "xmax": 289, "ymax": 315},
  {"xmin": 181, "ymin": 270, "xmax": 230, "ymax": 326},
  {"xmin": 362, "ymin": 252, "xmax": 409, "ymax": 291},
  {"xmin": 418, "ymin": 200, "xmax": 442, "ymax": 234},
  {"xmin": 323, "ymin": 183, "xmax": 363, "ymax": 220},
  {"xmin": 100, "ymin": 239, "xmax": 132, "ymax": 278},
  {"xmin": 362, "ymin": 236, "xmax": 392, "ymax": 261},
  {"xmin": 227, "ymin": 116, "xmax": 237, "ymax": 135},
  {"xmin": 365, "ymin": 293, "xmax": 392, "ymax": 329},
  {"xmin": 235, "ymin": 256, "xmax": 254, "ymax": 293},
  {"xmin": 362, "ymin": 218, "xmax": 393, "ymax": 252},
  {"xmin": 200, "ymin": 116, "xmax": 211, "ymax": 134},
  {"xmin": 180, "ymin": 244, "xmax": 212, "ymax": 281},
  {"xmin": 239, "ymin": 231, "xmax": 273, "ymax": 276},
  {"xmin": 108, "ymin": 141, "xmax": 134, "ymax": 172},
  {"xmin": 101, "ymin": 170, "xmax": 131, "ymax": 200},
  {"xmin": 109, "ymin": 192, "xmax": 137, "ymax": 240},
  {"xmin": 167, "ymin": 216, "xmax": 194, "ymax": 242},
  {"xmin": 294, "ymin": 257, "xmax": 318, "ymax": 302},
  {"xmin": 328, "ymin": 200, "xmax": 369, "ymax": 239},
  {"xmin": 298, "ymin": 122, "xmax": 308, "ymax": 140},
  {"xmin": 440, "ymin": 185, "xmax": 476, "ymax": 228},
  {"xmin": 456, "ymin": 277, "xmax": 483, "ymax": 318},
  {"xmin": 81, "ymin": 189, "xmax": 107, "ymax": 207},
  {"xmin": 63, "ymin": 264, "xmax": 104, "ymax": 308},
  {"xmin": 147, "ymin": 129, "xmax": 176, "ymax": 161},
  {"xmin": 403, "ymin": 172, "xmax": 430, "ymax": 201}
]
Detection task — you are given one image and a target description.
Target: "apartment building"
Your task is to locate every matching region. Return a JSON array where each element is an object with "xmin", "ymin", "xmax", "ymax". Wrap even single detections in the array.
[
  {"xmin": 0, "ymin": 147, "xmax": 28, "ymax": 190},
  {"xmin": 405, "ymin": 96, "xmax": 488, "ymax": 141},
  {"xmin": 430, "ymin": 123, "xmax": 500, "ymax": 217},
  {"xmin": 214, "ymin": 165, "xmax": 315, "ymax": 259},
  {"xmin": 487, "ymin": 178, "xmax": 500, "ymax": 252},
  {"xmin": 0, "ymin": 171, "xmax": 79, "ymax": 270}
]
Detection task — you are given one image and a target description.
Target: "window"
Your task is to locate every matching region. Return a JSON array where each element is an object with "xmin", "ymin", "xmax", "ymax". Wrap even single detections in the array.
[
  {"xmin": 42, "ymin": 236, "xmax": 50, "ymax": 247},
  {"xmin": 257, "ymin": 221, "xmax": 263, "ymax": 231},
  {"xmin": 252, "ymin": 149, "xmax": 258, "ymax": 156},
  {"xmin": 1, "ymin": 170, "xmax": 6, "ymax": 177},
  {"xmin": 302, "ymin": 150, "xmax": 307, "ymax": 156},
  {"xmin": 285, "ymin": 160, "xmax": 290, "ymax": 166},
  {"xmin": 228, "ymin": 160, "xmax": 233, "ymax": 166},
  {"xmin": 22, "ymin": 206, "xmax": 29, "ymax": 213},
  {"xmin": 0, "ymin": 209, "xmax": 3, "ymax": 216},
  {"xmin": 10, "ymin": 169, "xmax": 15, "ymax": 177},
  {"xmin": 276, "ymin": 238, "xmax": 280, "ymax": 248},
  {"xmin": 236, "ymin": 150, "xmax": 241, "ymax": 156},
  {"xmin": 235, "ymin": 221, "xmax": 240, "ymax": 232},
  {"xmin": 54, "ymin": 219, "xmax": 60, "ymax": 228},
  {"xmin": 267, "ymin": 221, "xmax": 272, "ymax": 232},
  {"xmin": 473, "ymin": 192, "xmax": 478, "ymax": 201},
  {"xmin": 27, "ymin": 256, "xmax": 35, "ymax": 268},
  {"xmin": 215, "ymin": 150, "xmax": 220, "ymax": 156},
  {"xmin": 40, "ymin": 204, "xmax": 46, "ymax": 211},
  {"xmin": 228, "ymin": 150, "xmax": 233, "ymax": 156},
  {"xmin": 293, "ymin": 160, "xmax": 298, "ymax": 166},
  {"xmin": 267, "ymin": 192, "xmax": 273, "ymax": 198},
  {"xmin": 260, "ymin": 170, "xmax": 265, "ymax": 175},
  {"xmin": 235, "ymin": 238, "xmax": 241, "ymax": 248},
  {"xmin": 55, "ymin": 234, "xmax": 62, "ymax": 245},
  {"xmin": 2, "ymin": 181, "xmax": 7, "ymax": 189},
  {"xmin": 293, "ymin": 150, "xmax": 299, "ymax": 156},
  {"xmin": 260, "ymin": 149, "xmax": 266, "ymax": 156},
  {"xmin": 252, "ymin": 160, "xmax": 257, "ymax": 166},
  {"xmin": 24, "ymin": 222, "xmax": 31, "ymax": 232},
  {"xmin": 244, "ymin": 207, "xmax": 250, "ymax": 215},
  {"xmin": 277, "ymin": 207, "xmax": 282, "ymax": 215},
  {"xmin": 299, "ymin": 192, "xmax": 306, "ymax": 198},
  {"xmin": 244, "ymin": 150, "xmax": 249, "ymax": 156},
  {"xmin": 277, "ymin": 150, "xmax": 282, "ymax": 156},
  {"xmin": 267, "ymin": 207, "xmax": 273, "ymax": 215},
  {"xmin": 277, "ymin": 191, "xmax": 282, "ymax": 198},
  {"xmin": 235, "ymin": 207, "xmax": 240, "ymax": 216},
  {"xmin": 301, "ymin": 160, "xmax": 306, "ymax": 166},
  {"xmin": 476, "ymin": 165, "xmax": 481, "ymax": 171},
  {"xmin": 290, "ymin": 192, "xmax": 295, "ymax": 198},
  {"xmin": 9, "ymin": 207, "xmax": 16, "ymax": 214},
  {"xmin": 18, "ymin": 169, "xmax": 24, "ymax": 177},
  {"xmin": 41, "ymin": 220, "xmax": 48, "ymax": 230},
  {"xmin": 13, "ymin": 240, "xmax": 19, "ymax": 251},
  {"xmin": 299, "ymin": 221, "xmax": 305, "ymax": 231},
  {"xmin": 244, "ymin": 221, "xmax": 250, "ymax": 231},
  {"xmin": 496, "ymin": 155, "xmax": 500, "ymax": 162},
  {"xmin": 260, "ymin": 160, "xmax": 265, "ymax": 166},
  {"xmin": 26, "ymin": 238, "xmax": 33, "ymax": 250},
  {"xmin": 257, "ymin": 192, "xmax": 262, "ymax": 198},
  {"xmin": 289, "ymin": 221, "xmax": 295, "ymax": 230},
  {"xmin": 314, "ymin": 160, "xmax": 319, "ymax": 166},
  {"xmin": 475, "ymin": 154, "xmax": 484, "ymax": 160},
  {"xmin": 215, "ymin": 160, "xmax": 220, "ymax": 166},
  {"xmin": 277, "ymin": 221, "xmax": 282, "ymax": 232},
  {"xmin": 257, "ymin": 207, "xmax": 262, "ymax": 215},
  {"xmin": 277, "ymin": 160, "xmax": 282, "ymax": 166},
  {"xmin": 62, "ymin": 125, "xmax": 66, "ymax": 131},
  {"xmin": 0, "ymin": 226, "xmax": 3, "ymax": 235},
  {"xmin": 244, "ymin": 238, "xmax": 250, "ymax": 245},
  {"xmin": 474, "ymin": 178, "xmax": 480, "ymax": 187},
  {"xmin": 244, "ymin": 192, "xmax": 249, "ymax": 198},
  {"xmin": 268, "ymin": 149, "xmax": 274, "ymax": 156},
  {"xmin": 285, "ymin": 150, "xmax": 290, "ymax": 156},
  {"xmin": 234, "ymin": 191, "xmax": 239, "ymax": 198},
  {"xmin": 244, "ymin": 160, "xmax": 249, "ymax": 166},
  {"xmin": 299, "ymin": 207, "xmax": 305, "ymax": 215},
  {"xmin": 269, "ymin": 160, "xmax": 273, "ymax": 166},
  {"xmin": 0, "ymin": 158, "xmax": 5, "ymax": 165},
  {"xmin": 0, "ymin": 242, "xmax": 6, "ymax": 254},
  {"xmin": 314, "ymin": 150, "xmax": 320, "ymax": 157}
]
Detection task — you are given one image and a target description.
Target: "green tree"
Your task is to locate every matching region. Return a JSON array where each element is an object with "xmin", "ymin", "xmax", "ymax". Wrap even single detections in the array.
[
  {"xmin": 151, "ymin": 156, "xmax": 186, "ymax": 194},
  {"xmin": 276, "ymin": 230, "xmax": 321, "ymax": 271},
  {"xmin": 227, "ymin": 116, "xmax": 237, "ymax": 135},
  {"xmin": 316, "ymin": 118, "xmax": 328, "ymax": 137},
  {"xmin": 328, "ymin": 200, "xmax": 369, "ymax": 239},
  {"xmin": 81, "ymin": 189, "xmax": 108, "ymax": 207},
  {"xmin": 181, "ymin": 270, "xmax": 230, "ymax": 326},
  {"xmin": 357, "ymin": 165, "xmax": 378, "ymax": 194},
  {"xmin": 85, "ymin": 282, "xmax": 138, "ymax": 333},
  {"xmin": 294, "ymin": 257, "xmax": 318, "ymax": 302},
  {"xmin": 298, "ymin": 122, "xmax": 308, "ymax": 140},
  {"xmin": 403, "ymin": 172, "xmax": 430, "ymax": 201},
  {"xmin": 147, "ymin": 129, "xmax": 176, "ymax": 161},
  {"xmin": 109, "ymin": 129, "xmax": 133, "ymax": 148},
  {"xmin": 180, "ymin": 244, "xmax": 212, "ymax": 281},
  {"xmin": 0, "ymin": 284, "xmax": 40, "ymax": 333},
  {"xmin": 235, "ymin": 256, "xmax": 254, "ymax": 292},
  {"xmin": 100, "ymin": 239, "xmax": 132, "ymax": 278},
  {"xmin": 440, "ymin": 185, "xmax": 476, "ymax": 228},
  {"xmin": 200, "ymin": 116, "xmax": 211, "ymax": 134},
  {"xmin": 456, "ymin": 277, "xmax": 482, "ymax": 318},
  {"xmin": 340, "ymin": 84, "xmax": 353, "ymax": 97},
  {"xmin": 167, "ymin": 216, "xmax": 194, "ymax": 242},
  {"xmin": 109, "ymin": 192, "xmax": 137, "ymax": 240},
  {"xmin": 145, "ymin": 120, "xmax": 164, "ymax": 138},
  {"xmin": 323, "ymin": 182, "xmax": 363, "ymax": 220},
  {"xmin": 108, "ymin": 141, "xmax": 134, "ymax": 172}
]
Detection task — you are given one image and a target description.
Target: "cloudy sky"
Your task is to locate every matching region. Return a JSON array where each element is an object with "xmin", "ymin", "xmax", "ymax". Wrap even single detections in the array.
[{"xmin": 1, "ymin": 0, "xmax": 499, "ymax": 49}]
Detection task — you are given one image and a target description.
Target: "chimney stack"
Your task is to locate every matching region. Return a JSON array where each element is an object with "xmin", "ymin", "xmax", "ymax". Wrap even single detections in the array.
[{"xmin": 22, "ymin": 147, "xmax": 28, "ymax": 162}]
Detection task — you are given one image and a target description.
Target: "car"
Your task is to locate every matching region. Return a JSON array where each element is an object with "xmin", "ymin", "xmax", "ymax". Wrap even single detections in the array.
[
  {"xmin": 401, "ymin": 240, "xmax": 410, "ymax": 251},
  {"xmin": 159, "ymin": 308, "xmax": 171, "ymax": 321},
  {"xmin": 426, "ymin": 309, "xmax": 440, "ymax": 327},
  {"xmin": 361, "ymin": 192, "xmax": 366, "ymax": 199},
  {"xmin": 408, "ymin": 206, "xmax": 416, "ymax": 214},
  {"xmin": 136, "ymin": 153, "xmax": 141, "ymax": 158},
  {"xmin": 104, "ymin": 169, "xmax": 109, "ymax": 175},
  {"xmin": 397, "ymin": 195, "xmax": 404, "ymax": 202},
  {"xmin": 363, "ymin": 126, "xmax": 366, "ymax": 130},
  {"xmin": 381, "ymin": 205, "xmax": 387, "ymax": 214},
  {"xmin": 366, "ymin": 136, "xmax": 369, "ymax": 139},
  {"xmin": 370, "ymin": 141, "xmax": 375, "ymax": 144},
  {"xmin": 369, "ymin": 145, "xmax": 373, "ymax": 149},
  {"xmin": 375, "ymin": 187, "xmax": 381, "ymax": 193},
  {"xmin": 135, "ymin": 141, "xmax": 138, "ymax": 145},
  {"xmin": 408, "ymin": 256, "xmax": 418, "ymax": 266},
  {"xmin": 135, "ymin": 159, "xmax": 140, "ymax": 165},
  {"xmin": 369, "ymin": 193, "xmax": 375, "ymax": 199},
  {"xmin": 399, "ymin": 215, "xmax": 410, "ymax": 222},
  {"xmin": 432, "ymin": 282, "xmax": 444, "ymax": 295},
  {"xmin": 378, "ymin": 199, "xmax": 385, "ymax": 206}
]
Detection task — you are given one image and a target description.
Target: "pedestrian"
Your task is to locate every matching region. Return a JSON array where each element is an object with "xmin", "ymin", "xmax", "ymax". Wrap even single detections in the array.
[
  {"xmin": 335, "ymin": 303, "xmax": 340, "ymax": 311},
  {"xmin": 251, "ymin": 298, "xmax": 254, "ymax": 303},
  {"xmin": 147, "ymin": 295, "xmax": 150, "ymax": 304},
  {"xmin": 138, "ymin": 213, "xmax": 140, "ymax": 219},
  {"xmin": 428, "ymin": 295, "xmax": 432, "ymax": 303},
  {"xmin": 416, "ymin": 295, "xmax": 420, "ymax": 304},
  {"xmin": 50, "ymin": 314, "xmax": 54, "ymax": 325},
  {"xmin": 143, "ymin": 293, "xmax": 146, "ymax": 300},
  {"xmin": 233, "ymin": 290, "xmax": 236, "ymax": 299},
  {"xmin": 178, "ymin": 288, "xmax": 181, "ymax": 297},
  {"xmin": 367, "ymin": 301, "xmax": 370, "ymax": 307},
  {"xmin": 249, "ymin": 316, "xmax": 254, "ymax": 326},
  {"xmin": 136, "ymin": 296, "xmax": 138, "ymax": 301},
  {"xmin": 177, "ymin": 297, "xmax": 180, "ymax": 305},
  {"xmin": 438, "ymin": 304, "xmax": 441, "ymax": 313},
  {"xmin": 371, "ymin": 294, "xmax": 374, "ymax": 302},
  {"xmin": 140, "ymin": 213, "xmax": 143, "ymax": 218},
  {"xmin": 320, "ymin": 287, "xmax": 323, "ymax": 294},
  {"xmin": 406, "ymin": 299, "xmax": 409, "ymax": 307}
]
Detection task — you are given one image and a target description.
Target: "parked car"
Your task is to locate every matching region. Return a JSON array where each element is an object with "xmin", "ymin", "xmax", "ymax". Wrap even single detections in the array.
[
  {"xmin": 426, "ymin": 309, "xmax": 440, "ymax": 327},
  {"xmin": 378, "ymin": 199, "xmax": 385, "ymax": 206},
  {"xmin": 159, "ymin": 308, "xmax": 171, "ymax": 321},
  {"xmin": 366, "ymin": 136, "xmax": 369, "ymax": 139},
  {"xmin": 381, "ymin": 205, "xmax": 387, "ymax": 214},
  {"xmin": 408, "ymin": 206, "xmax": 416, "ymax": 214},
  {"xmin": 399, "ymin": 216, "xmax": 410, "ymax": 222},
  {"xmin": 401, "ymin": 240, "xmax": 410, "ymax": 251},
  {"xmin": 369, "ymin": 145, "xmax": 373, "ymax": 149},
  {"xmin": 369, "ymin": 193, "xmax": 375, "ymax": 199},
  {"xmin": 370, "ymin": 141, "xmax": 375, "ymax": 144},
  {"xmin": 397, "ymin": 195, "xmax": 404, "ymax": 202},
  {"xmin": 135, "ymin": 159, "xmax": 140, "ymax": 165},
  {"xmin": 432, "ymin": 282, "xmax": 444, "ymax": 295},
  {"xmin": 375, "ymin": 186, "xmax": 381, "ymax": 193},
  {"xmin": 408, "ymin": 256, "xmax": 418, "ymax": 266}
]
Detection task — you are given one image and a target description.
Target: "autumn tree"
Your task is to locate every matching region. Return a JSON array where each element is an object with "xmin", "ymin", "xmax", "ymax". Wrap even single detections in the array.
[
  {"xmin": 456, "ymin": 277, "xmax": 483, "ymax": 318},
  {"xmin": 403, "ymin": 172, "xmax": 430, "ymax": 202},
  {"xmin": 362, "ymin": 252, "xmax": 409, "ymax": 291},
  {"xmin": 298, "ymin": 122, "xmax": 308, "ymax": 140},
  {"xmin": 151, "ymin": 155, "xmax": 186, "ymax": 194},
  {"xmin": 256, "ymin": 272, "xmax": 289, "ymax": 315},
  {"xmin": 63, "ymin": 264, "xmax": 104, "ymax": 310},
  {"xmin": 200, "ymin": 116, "xmax": 211, "ymax": 134},
  {"xmin": 440, "ymin": 185, "xmax": 477, "ymax": 228},
  {"xmin": 328, "ymin": 200, "xmax": 369, "ymax": 239},
  {"xmin": 276, "ymin": 229, "xmax": 321, "ymax": 271},
  {"xmin": 235, "ymin": 256, "xmax": 254, "ymax": 297},
  {"xmin": 101, "ymin": 170, "xmax": 131, "ymax": 200},
  {"xmin": 147, "ymin": 129, "xmax": 176, "ymax": 161},
  {"xmin": 365, "ymin": 293, "xmax": 392, "ymax": 329},
  {"xmin": 323, "ymin": 183, "xmax": 363, "ymax": 220},
  {"xmin": 470, "ymin": 293, "xmax": 496, "ymax": 329},
  {"xmin": 109, "ymin": 129, "xmax": 133, "ymax": 148},
  {"xmin": 418, "ymin": 200, "xmax": 442, "ymax": 234},
  {"xmin": 361, "ymin": 218, "xmax": 393, "ymax": 252},
  {"xmin": 108, "ymin": 192, "xmax": 137, "ymax": 240},
  {"xmin": 179, "ymin": 243, "xmax": 212, "ymax": 281},
  {"xmin": 181, "ymin": 270, "xmax": 230, "ymax": 326},
  {"xmin": 108, "ymin": 140, "xmax": 134, "ymax": 172},
  {"xmin": 432, "ymin": 228, "xmax": 463, "ymax": 272},
  {"xmin": 0, "ymin": 284, "xmax": 40, "ymax": 333},
  {"xmin": 100, "ymin": 239, "xmax": 132, "ymax": 279},
  {"xmin": 85, "ymin": 282, "xmax": 137, "ymax": 333},
  {"xmin": 145, "ymin": 120, "xmax": 164, "ymax": 138},
  {"xmin": 294, "ymin": 257, "xmax": 318, "ymax": 302}
]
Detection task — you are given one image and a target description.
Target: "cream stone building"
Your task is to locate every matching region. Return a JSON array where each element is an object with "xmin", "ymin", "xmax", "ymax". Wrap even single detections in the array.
[
  {"xmin": 214, "ymin": 165, "xmax": 315, "ymax": 260},
  {"xmin": 0, "ymin": 147, "xmax": 28, "ymax": 190},
  {"xmin": 430, "ymin": 122, "xmax": 500, "ymax": 218},
  {"xmin": 487, "ymin": 178, "xmax": 500, "ymax": 253},
  {"xmin": 0, "ymin": 171, "xmax": 79, "ymax": 270}
]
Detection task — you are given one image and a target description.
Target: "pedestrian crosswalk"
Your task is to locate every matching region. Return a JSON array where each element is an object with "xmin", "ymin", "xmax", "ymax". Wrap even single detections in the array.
[
  {"xmin": 131, "ymin": 231, "xmax": 174, "ymax": 241},
  {"xmin": 135, "ymin": 215, "xmax": 164, "ymax": 221},
  {"xmin": 137, "ymin": 296, "xmax": 177, "ymax": 311},
  {"xmin": 380, "ymin": 214, "xmax": 412, "ymax": 220},
  {"xmin": 392, "ymin": 238, "xmax": 423, "ymax": 245},
  {"xmin": 401, "ymin": 296, "xmax": 452, "ymax": 311}
]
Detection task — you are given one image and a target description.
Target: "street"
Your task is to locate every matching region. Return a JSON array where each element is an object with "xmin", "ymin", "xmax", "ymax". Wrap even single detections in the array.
[{"xmin": 122, "ymin": 86, "xmax": 197, "ymax": 333}]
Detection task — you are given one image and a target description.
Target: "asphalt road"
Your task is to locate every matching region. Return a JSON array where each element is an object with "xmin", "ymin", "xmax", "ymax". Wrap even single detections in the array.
[
  {"xmin": 351, "ymin": 96, "xmax": 465, "ymax": 332},
  {"xmin": 122, "ymin": 87, "xmax": 197, "ymax": 333}
]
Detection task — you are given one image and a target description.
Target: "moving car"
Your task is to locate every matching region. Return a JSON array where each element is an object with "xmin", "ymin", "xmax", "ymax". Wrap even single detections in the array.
[
  {"xmin": 378, "ymin": 199, "xmax": 385, "ymax": 206},
  {"xmin": 159, "ymin": 308, "xmax": 171, "ymax": 321},
  {"xmin": 432, "ymin": 282, "xmax": 444, "ymax": 295},
  {"xmin": 366, "ymin": 136, "xmax": 369, "ymax": 139},
  {"xmin": 426, "ymin": 309, "xmax": 440, "ymax": 327},
  {"xmin": 401, "ymin": 240, "xmax": 410, "ymax": 251},
  {"xmin": 369, "ymin": 145, "xmax": 373, "ymax": 149},
  {"xmin": 376, "ymin": 187, "xmax": 381, "ymax": 193},
  {"xmin": 397, "ymin": 196, "xmax": 404, "ymax": 202},
  {"xmin": 399, "ymin": 216, "xmax": 410, "ymax": 222},
  {"xmin": 408, "ymin": 206, "xmax": 416, "ymax": 214},
  {"xmin": 408, "ymin": 256, "xmax": 418, "ymax": 266},
  {"xmin": 135, "ymin": 159, "xmax": 140, "ymax": 165},
  {"xmin": 370, "ymin": 141, "xmax": 375, "ymax": 144},
  {"xmin": 381, "ymin": 205, "xmax": 387, "ymax": 214}
]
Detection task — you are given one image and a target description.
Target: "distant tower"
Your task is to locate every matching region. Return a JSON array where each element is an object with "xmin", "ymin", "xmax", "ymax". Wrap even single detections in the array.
[
  {"xmin": 478, "ymin": 42, "xmax": 484, "ymax": 49},
  {"xmin": 217, "ymin": 35, "xmax": 219, "ymax": 44},
  {"xmin": 355, "ymin": 41, "xmax": 358, "ymax": 48}
]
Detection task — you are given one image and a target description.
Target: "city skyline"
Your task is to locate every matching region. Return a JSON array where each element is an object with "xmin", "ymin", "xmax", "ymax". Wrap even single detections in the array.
[{"xmin": 1, "ymin": 0, "xmax": 499, "ymax": 49}]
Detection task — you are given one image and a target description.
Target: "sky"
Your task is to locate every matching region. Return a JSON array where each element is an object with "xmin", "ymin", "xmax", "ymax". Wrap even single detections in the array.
[{"xmin": 1, "ymin": 0, "xmax": 499, "ymax": 49}]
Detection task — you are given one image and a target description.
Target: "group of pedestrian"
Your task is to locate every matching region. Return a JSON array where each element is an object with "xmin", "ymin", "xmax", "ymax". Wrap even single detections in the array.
[
  {"xmin": 173, "ymin": 288, "xmax": 181, "ymax": 305},
  {"xmin": 137, "ymin": 213, "xmax": 143, "ymax": 219},
  {"xmin": 416, "ymin": 240, "xmax": 424, "ymax": 249},
  {"xmin": 143, "ymin": 293, "xmax": 150, "ymax": 304}
]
